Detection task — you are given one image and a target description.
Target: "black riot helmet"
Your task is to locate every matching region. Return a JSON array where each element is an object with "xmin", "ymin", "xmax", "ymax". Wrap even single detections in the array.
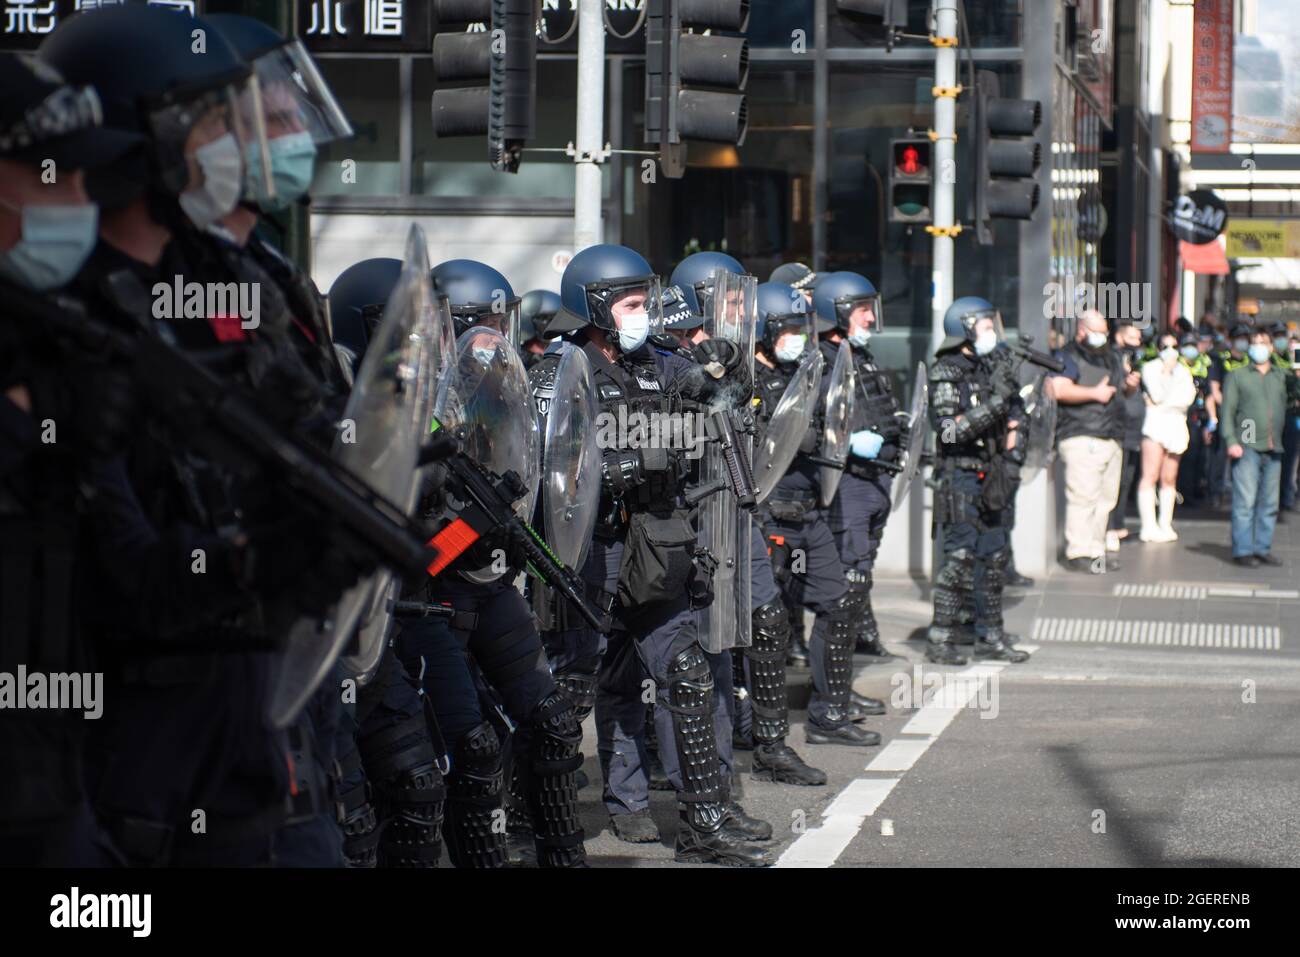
[{"xmin": 39, "ymin": 4, "xmax": 276, "ymax": 215}]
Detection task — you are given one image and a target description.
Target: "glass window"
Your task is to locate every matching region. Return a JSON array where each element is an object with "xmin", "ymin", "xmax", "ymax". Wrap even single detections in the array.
[
  {"xmin": 748, "ymin": 0, "xmax": 814, "ymax": 49},
  {"xmin": 413, "ymin": 58, "xmax": 602, "ymax": 200},
  {"xmin": 622, "ymin": 65, "xmax": 815, "ymax": 280},
  {"xmin": 825, "ymin": 61, "xmax": 1024, "ymax": 337},
  {"xmin": 830, "ymin": 0, "xmax": 1021, "ymax": 49},
  {"xmin": 311, "ymin": 59, "xmax": 401, "ymax": 196}
]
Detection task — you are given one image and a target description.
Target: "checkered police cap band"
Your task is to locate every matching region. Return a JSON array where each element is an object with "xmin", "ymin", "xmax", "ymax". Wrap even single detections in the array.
[{"xmin": 0, "ymin": 82, "xmax": 103, "ymax": 156}]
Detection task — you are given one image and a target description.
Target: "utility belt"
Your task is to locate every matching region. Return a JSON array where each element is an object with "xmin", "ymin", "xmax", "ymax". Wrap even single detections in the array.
[
  {"xmin": 934, "ymin": 455, "xmax": 990, "ymax": 475},
  {"xmin": 845, "ymin": 458, "xmax": 893, "ymax": 480},
  {"xmin": 100, "ymin": 802, "xmax": 285, "ymax": 867},
  {"xmin": 763, "ymin": 489, "xmax": 818, "ymax": 524}
]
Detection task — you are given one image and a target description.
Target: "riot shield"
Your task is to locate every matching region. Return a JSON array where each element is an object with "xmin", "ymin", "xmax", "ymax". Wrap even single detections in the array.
[
  {"xmin": 455, "ymin": 326, "xmax": 541, "ymax": 584},
  {"xmin": 890, "ymin": 361, "xmax": 930, "ymax": 512},
  {"xmin": 753, "ymin": 348, "xmax": 823, "ymax": 504},
  {"xmin": 529, "ymin": 344, "xmax": 601, "ymax": 632},
  {"xmin": 699, "ymin": 270, "xmax": 756, "ymax": 653},
  {"xmin": 819, "ymin": 340, "xmax": 856, "ymax": 507},
  {"xmin": 269, "ymin": 223, "xmax": 435, "ymax": 729},
  {"xmin": 540, "ymin": 344, "xmax": 601, "ymax": 570},
  {"xmin": 1020, "ymin": 375, "xmax": 1057, "ymax": 482}
]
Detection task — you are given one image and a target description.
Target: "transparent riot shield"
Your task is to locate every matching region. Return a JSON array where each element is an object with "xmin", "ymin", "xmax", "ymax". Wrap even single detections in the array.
[
  {"xmin": 269, "ymin": 224, "xmax": 436, "ymax": 728},
  {"xmin": 698, "ymin": 270, "xmax": 757, "ymax": 653},
  {"xmin": 455, "ymin": 326, "xmax": 541, "ymax": 584},
  {"xmin": 753, "ymin": 348, "xmax": 823, "ymax": 505},
  {"xmin": 819, "ymin": 340, "xmax": 856, "ymax": 507},
  {"xmin": 1020, "ymin": 375, "xmax": 1058, "ymax": 482},
  {"xmin": 530, "ymin": 344, "xmax": 601, "ymax": 632},
  {"xmin": 890, "ymin": 361, "xmax": 930, "ymax": 512}
]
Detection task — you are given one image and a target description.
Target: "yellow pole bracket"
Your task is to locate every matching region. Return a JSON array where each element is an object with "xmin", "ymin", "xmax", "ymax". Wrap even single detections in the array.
[
  {"xmin": 925, "ymin": 224, "xmax": 964, "ymax": 238},
  {"xmin": 931, "ymin": 85, "xmax": 963, "ymax": 98},
  {"xmin": 931, "ymin": 35, "xmax": 958, "ymax": 47},
  {"xmin": 928, "ymin": 129, "xmax": 957, "ymax": 142}
]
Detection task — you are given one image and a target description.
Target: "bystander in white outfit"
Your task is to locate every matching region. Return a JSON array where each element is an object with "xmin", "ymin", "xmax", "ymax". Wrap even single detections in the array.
[{"xmin": 1137, "ymin": 338, "xmax": 1197, "ymax": 542}]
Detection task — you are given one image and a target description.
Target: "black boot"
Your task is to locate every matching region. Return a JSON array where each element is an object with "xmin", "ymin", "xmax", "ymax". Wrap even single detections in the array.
[
  {"xmin": 1005, "ymin": 567, "xmax": 1034, "ymax": 588},
  {"xmin": 674, "ymin": 815, "xmax": 773, "ymax": 867},
  {"xmin": 720, "ymin": 796, "xmax": 772, "ymax": 843},
  {"xmin": 666, "ymin": 645, "xmax": 772, "ymax": 867},
  {"xmin": 752, "ymin": 741, "xmax": 827, "ymax": 786},
  {"xmin": 925, "ymin": 634, "xmax": 969, "ymax": 665},
  {"xmin": 806, "ymin": 706, "xmax": 883, "ymax": 747},
  {"xmin": 848, "ymin": 691, "xmax": 886, "ymax": 721},
  {"xmin": 610, "ymin": 809, "xmax": 660, "ymax": 844},
  {"xmin": 973, "ymin": 632, "xmax": 1030, "ymax": 663}
]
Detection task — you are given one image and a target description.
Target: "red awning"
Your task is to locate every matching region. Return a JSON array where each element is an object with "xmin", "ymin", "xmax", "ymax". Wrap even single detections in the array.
[{"xmin": 1180, "ymin": 238, "xmax": 1230, "ymax": 275}]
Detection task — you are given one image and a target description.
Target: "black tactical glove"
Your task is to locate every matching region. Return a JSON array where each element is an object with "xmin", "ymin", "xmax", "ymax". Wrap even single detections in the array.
[
  {"xmin": 990, "ymin": 360, "xmax": 1021, "ymax": 402},
  {"xmin": 601, "ymin": 447, "xmax": 679, "ymax": 493},
  {"xmin": 691, "ymin": 338, "xmax": 741, "ymax": 377}
]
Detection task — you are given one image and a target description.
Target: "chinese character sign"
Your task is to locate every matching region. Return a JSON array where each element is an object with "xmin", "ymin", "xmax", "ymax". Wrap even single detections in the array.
[{"xmin": 1191, "ymin": 0, "xmax": 1233, "ymax": 152}]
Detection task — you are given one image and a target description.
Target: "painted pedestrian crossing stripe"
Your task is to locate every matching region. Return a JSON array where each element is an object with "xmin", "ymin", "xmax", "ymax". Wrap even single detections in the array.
[
  {"xmin": 1032, "ymin": 617, "xmax": 1282, "ymax": 651},
  {"xmin": 1112, "ymin": 583, "xmax": 1300, "ymax": 601}
]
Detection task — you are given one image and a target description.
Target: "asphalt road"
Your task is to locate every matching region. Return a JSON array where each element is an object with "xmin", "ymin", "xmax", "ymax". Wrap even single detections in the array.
[{"xmin": 577, "ymin": 510, "xmax": 1300, "ymax": 867}]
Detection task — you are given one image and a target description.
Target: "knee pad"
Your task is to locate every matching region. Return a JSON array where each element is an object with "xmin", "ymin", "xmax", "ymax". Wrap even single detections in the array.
[
  {"xmin": 378, "ymin": 761, "xmax": 445, "ymax": 868},
  {"xmin": 747, "ymin": 600, "xmax": 792, "ymax": 660},
  {"xmin": 553, "ymin": 669, "xmax": 599, "ymax": 721}
]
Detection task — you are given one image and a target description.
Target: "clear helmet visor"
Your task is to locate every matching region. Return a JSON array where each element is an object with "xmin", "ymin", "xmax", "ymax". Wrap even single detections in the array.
[
  {"xmin": 149, "ymin": 73, "xmax": 275, "ymax": 213},
  {"xmin": 253, "ymin": 39, "xmax": 353, "ymax": 146},
  {"xmin": 838, "ymin": 293, "xmax": 884, "ymax": 336},
  {"xmin": 966, "ymin": 309, "xmax": 1005, "ymax": 342},
  {"xmin": 594, "ymin": 275, "xmax": 664, "ymax": 343},
  {"xmin": 451, "ymin": 298, "xmax": 522, "ymax": 348},
  {"xmin": 768, "ymin": 312, "xmax": 819, "ymax": 360}
]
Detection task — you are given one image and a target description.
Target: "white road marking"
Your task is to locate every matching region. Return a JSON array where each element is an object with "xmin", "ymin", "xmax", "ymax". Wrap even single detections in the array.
[{"xmin": 775, "ymin": 662, "xmax": 1009, "ymax": 868}]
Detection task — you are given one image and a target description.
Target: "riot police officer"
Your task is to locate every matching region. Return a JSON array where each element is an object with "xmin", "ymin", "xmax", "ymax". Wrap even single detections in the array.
[
  {"xmin": 543, "ymin": 244, "xmax": 772, "ymax": 865},
  {"xmin": 0, "ymin": 50, "xmax": 143, "ymax": 866},
  {"xmin": 39, "ymin": 4, "xmax": 375, "ymax": 865},
  {"xmin": 926, "ymin": 297, "xmax": 1030, "ymax": 666},
  {"xmin": 420, "ymin": 256, "xmax": 588, "ymax": 869},
  {"xmin": 815, "ymin": 272, "xmax": 902, "ymax": 663},
  {"xmin": 746, "ymin": 278, "xmax": 884, "ymax": 748},
  {"xmin": 520, "ymin": 288, "xmax": 562, "ymax": 361}
]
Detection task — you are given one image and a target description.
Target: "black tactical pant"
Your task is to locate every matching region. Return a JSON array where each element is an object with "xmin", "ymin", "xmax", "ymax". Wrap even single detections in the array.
[
  {"xmin": 761, "ymin": 497, "xmax": 855, "ymax": 729},
  {"xmin": 930, "ymin": 469, "xmax": 1009, "ymax": 642}
]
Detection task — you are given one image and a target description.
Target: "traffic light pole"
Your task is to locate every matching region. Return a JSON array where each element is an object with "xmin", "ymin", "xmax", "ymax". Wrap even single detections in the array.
[
  {"xmin": 929, "ymin": 0, "xmax": 959, "ymax": 352},
  {"xmin": 574, "ymin": 0, "xmax": 607, "ymax": 252}
]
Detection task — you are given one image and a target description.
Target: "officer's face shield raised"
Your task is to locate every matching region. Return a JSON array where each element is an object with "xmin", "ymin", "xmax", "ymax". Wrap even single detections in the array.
[
  {"xmin": 149, "ymin": 71, "xmax": 275, "ymax": 214},
  {"xmin": 589, "ymin": 275, "xmax": 663, "ymax": 350},
  {"xmin": 242, "ymin": 40, "xmax": 352, "ymax": 210},
  {"xmin": 839, "ymin": 293, "xmax": 883, "ymax": 337}
]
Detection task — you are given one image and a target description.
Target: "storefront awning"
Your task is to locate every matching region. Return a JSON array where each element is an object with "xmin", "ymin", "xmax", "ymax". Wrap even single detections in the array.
[{"xmin": 1180, "ymin": 239, "xmax": 1230, "ymax": 275}]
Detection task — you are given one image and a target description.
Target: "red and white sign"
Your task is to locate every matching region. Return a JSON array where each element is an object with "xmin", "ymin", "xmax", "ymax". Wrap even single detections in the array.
[{"xmin": 1191, "ymin": 0, "xmax": 1234, "ymax": 152}]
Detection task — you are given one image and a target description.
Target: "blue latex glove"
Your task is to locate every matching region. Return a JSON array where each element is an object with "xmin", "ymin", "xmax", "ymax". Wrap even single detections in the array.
[{"xmin": 849, "ymin": 430, "xmax": 884, "ymax": 460}]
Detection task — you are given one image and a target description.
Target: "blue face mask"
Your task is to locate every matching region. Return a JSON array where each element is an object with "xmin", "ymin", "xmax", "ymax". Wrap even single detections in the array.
[
  {"xmin": 1180, "ymin": 346, "xmax": 1199, "ymax": 361},
  {"xmin": 1249, "ymin": 344, "xmax": 1272, "ymax": 364},
  {"xmin": 0, "ymin": 199, "xmax": 99, "ymax": 292},
  {"xmin": 247, "ymin": 132, "xmax": 318, "ymax": 212}
]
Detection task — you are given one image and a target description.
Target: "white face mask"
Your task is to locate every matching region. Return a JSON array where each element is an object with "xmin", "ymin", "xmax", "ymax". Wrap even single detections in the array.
[
  {"xmin": 973, "ymin": 329, "xmax": 998, "ymax": 356},
  {"xmin": 1085, "ymin": 331, "xmax": 1108, "ymax": 350},
  {"xmin": 1160, "ymin": 346, "xmax": 1178, "ymax": 362},
  {"xmin": 616, "ymin": 310, "xmax": 650, "ymax": 352},
  {"xmin": 848, "ymin": 328, "xmax": 871, "ymax": 347},
  {"xmin": 178, "ymin": 133, "xmax": 244, "ymax": 228},
  {"xmin": 774, "ymin": 333, "xmax": 808, "ymax": 363}
]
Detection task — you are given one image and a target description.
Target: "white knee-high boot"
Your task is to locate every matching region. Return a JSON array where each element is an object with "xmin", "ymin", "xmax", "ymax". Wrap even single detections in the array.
[
  {"xmin": 1158, "ymin": 487, "xmax": 1179, "ymax": 541},
  {"xmin": 1138, "ymin": 487, "xmax": 1164, "ymax": 542}
]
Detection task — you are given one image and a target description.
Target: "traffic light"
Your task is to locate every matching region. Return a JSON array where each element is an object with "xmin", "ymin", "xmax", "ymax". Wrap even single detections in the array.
[
  {"xmin": 431, "ymin": 0, "xmax": 537, "ymax": 173},
  {"xmin": 889, "ymin": 137, "xmax": 932, "ymax": 223},
  {"xmin": 645, "ymin": 0, "xmax": 750, "ymax": 180},
  {"xmin": 835, "ymin": 0, "xmax": 908, "ymax": 51},
  {"xmin": 972, "ymin": 69, "xmax": 1042, "ymax": 245}
]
